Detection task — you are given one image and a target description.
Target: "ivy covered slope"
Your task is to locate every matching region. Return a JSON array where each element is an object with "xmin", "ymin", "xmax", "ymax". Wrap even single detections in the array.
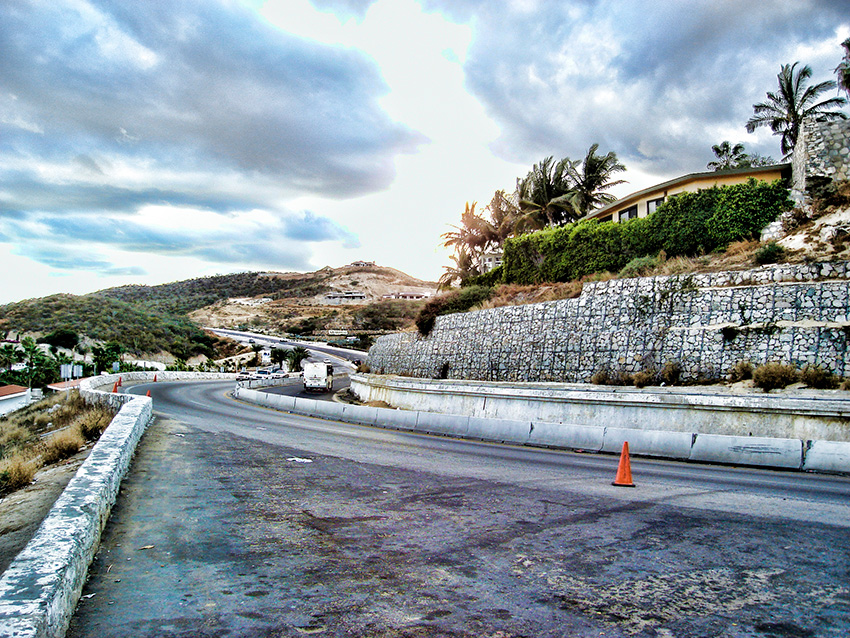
[
  {"xmin": 495, "ymin": 178, "xmax": 791, "ymax": 285},
  {"xmin": 0, "ymin": 293, "xmax": 217, "ymax": 359}
]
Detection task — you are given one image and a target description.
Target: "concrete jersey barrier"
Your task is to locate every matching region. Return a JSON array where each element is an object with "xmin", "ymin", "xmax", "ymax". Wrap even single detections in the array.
[
  {"xmin": 0, "ymin": 372, "xmax": 234, "ymax": 638},
  {"xmin": 234, "ymin": 385, "xmax": 850, "ymax": 475}
]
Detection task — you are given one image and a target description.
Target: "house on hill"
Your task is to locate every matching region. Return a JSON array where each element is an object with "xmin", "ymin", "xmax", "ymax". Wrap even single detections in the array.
[
  {"xmin": 0, "ymin": 384, "xmax": 29, "ymax": 416},
  {"xmin": 584, "ymin": 163, "xmax": 791, "ymax": 224}
]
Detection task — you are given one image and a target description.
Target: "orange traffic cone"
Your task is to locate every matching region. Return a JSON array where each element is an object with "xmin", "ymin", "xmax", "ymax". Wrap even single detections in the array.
[
  {"xmin": 111, "ymin": 382, "xmax": 119, "ymax": 393},
  {"xmin": 153, "ymin": 374, "xmax": 157, "ymax": 382},
  {"xmin": 612, "ymin": 441, "xmax": 635, "ymax": 487},
  {"xmin": 117, "ymin": 376, "xmax": 122, "ymax": 387},
  {"xmin": 146, "ymin": 390, "xmax": 151, "ymax": 397}
]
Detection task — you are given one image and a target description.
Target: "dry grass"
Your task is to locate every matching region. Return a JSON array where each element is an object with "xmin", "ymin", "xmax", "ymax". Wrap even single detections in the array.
[
  {"xmin": 40, "ymin": 427, "xmax": 86, "ymax": 465},
  {"xmin": 0, "ymin": 391, "xmax": 116, "ymax": 495}
]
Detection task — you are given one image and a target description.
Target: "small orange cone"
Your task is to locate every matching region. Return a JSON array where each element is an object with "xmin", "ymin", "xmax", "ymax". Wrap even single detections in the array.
[
  {"xmin": 146, "ymin": 390, "xmax": 151, "ymax": 397},
  {"xmin": 612, "ymin": 441, "xmax": 635, "ymax": 487},
  {"xmin": 117, "ymin": 376, "xmax": 123, "ymax": 387},
  {"xmin": 111, "ymin": 382, "xmax": 119, "ymax": 393},
  {"xmin": 153, "ymin": 374, "xmax": 157, "ymax": 382}
]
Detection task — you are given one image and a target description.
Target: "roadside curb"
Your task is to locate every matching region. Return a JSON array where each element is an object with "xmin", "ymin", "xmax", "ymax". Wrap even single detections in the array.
[{"xmin": 0, "ymin": 372, "xmax": 234, "ymax": 638}]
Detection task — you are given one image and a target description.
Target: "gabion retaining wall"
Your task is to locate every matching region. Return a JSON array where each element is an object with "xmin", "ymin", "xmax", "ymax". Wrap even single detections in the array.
[{"xmin": 367, "ymin": 262, "xmax": 850, "ymax": 383}]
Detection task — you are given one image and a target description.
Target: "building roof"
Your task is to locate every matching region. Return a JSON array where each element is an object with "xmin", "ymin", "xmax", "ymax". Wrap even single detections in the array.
[
  {"xmin": 585, "ymin": 163, "xmax": 791, "ymax": 220},
  {"xmin": 47, "ymin": 379, "xmax": 83, "ymax": 391},
  {"xmin": 0, "ymin": 384, "xmax": 28, "ymax": 398}
]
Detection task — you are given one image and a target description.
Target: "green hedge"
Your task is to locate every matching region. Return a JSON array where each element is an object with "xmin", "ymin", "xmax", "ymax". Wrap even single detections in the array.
[{"xmin": 499, "ymin": 178, "xmax": 791, "ymax": 285}]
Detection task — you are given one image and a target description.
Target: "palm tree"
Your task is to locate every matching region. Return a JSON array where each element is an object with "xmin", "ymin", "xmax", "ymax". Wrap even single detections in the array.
[
  {"xmin": 20, "ymin": 337, "xmax": 44, "ymax": 389},
  {"xmin": 836, "ymin": 38, "xmax": 850, "ymax": 99},
  {"xmin": 746, "ymin": 62, "xmax": 847, "ymax": 157},
  {"xmin": 286, "ymin": 347, "xmax": 310, "ymax": 372},
  {"xmin": 517, "ymin": 156, "xmax": 578, "ymax": 227},
  {"xmin": 0, "ymin": 343, "xmax": 22, "ymax": 372},
  {"xmin": 565, "ymin": 144, "xmax": 627, "ymax": 216},
  {"xmin": 441, "ymin": 202, "xmax": 494, "ymax": 257},
  {"xmin": 707, "ymin": 141, "xmax": 749, "ymax": 170},
  {"xmin": 438, "ymin": 247, "xmax": 479, "ymax": 290}
]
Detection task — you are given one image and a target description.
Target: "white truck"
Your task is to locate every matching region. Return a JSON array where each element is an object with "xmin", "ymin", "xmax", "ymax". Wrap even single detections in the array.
[{"xmin": 302, "ymin": 361, "xmax": 334, "ymax": 392}]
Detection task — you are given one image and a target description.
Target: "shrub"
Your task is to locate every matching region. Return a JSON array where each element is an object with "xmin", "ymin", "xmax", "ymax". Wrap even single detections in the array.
[
  {"xmin": 590, "ymin": 369, "xmax": 612, "ymax": 385},
  {"xmin": 41, "ymin": 427, "xmax": 86, "ymax": 465},
  {"xmin": 75, "ymin": 407, "xmax": 114, "ymax": 440},
  {"xmin": 633, "ymin": 371, "xmax": 654, "ymax": 388},
  {"xmin": 415, "ymin": 286, "xmax": 493, "ymax": 335},
  {"xmin": 754, "ymin": 241, "xmax": 786, "ymax": 265},
  {"xmin": 0, "ymin": 457, "xmax": 37, "ymax": 494},
  {"xmin": 752, "ymin": 362, "xmax": 798, "ymax": 392},
  {"xmin": 800, "ymin": 365, "xmax": 840, "ymax": 390},
  {"xmin": 728, "ymin": 360, "xmax": 753, "ymax": 382},
  {"xmin": 659, "ymin": 361, "xmax": 681, "ymax": 385},
  {"xmin": 707, "ymin": 178, "xmax": 792, "ymax": 247},
  {"xmin": 619, "ymin": 255, "xmax": 659, "ymax": 279}
]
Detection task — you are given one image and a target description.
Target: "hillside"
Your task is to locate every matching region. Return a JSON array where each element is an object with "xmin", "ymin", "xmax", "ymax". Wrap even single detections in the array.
[
  {"xmin": 0, "ymin": 294, "xmax": 217, "ymax": 359},
  {"xmin": 0, "ymin": 264, "xmax": 438, "ymax": 359}
]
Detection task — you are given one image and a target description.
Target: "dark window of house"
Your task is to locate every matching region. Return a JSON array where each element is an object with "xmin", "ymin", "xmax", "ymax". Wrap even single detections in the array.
[
  {"xmin": 621, "ymin": 205, "xmax": 638, "ymax": 221},
  {"xmin": 598, "ymin": 215, "xmax": 613, "ymax": 223},
  {"xmin": 647, "ymin": 197, "xmax": 665, "ymax": 215}
]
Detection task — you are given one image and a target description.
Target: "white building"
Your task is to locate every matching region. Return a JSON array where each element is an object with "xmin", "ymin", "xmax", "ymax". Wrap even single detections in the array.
[{"xmin": 0, "ymin": 384, "xmax": 30, "ymax": 417}]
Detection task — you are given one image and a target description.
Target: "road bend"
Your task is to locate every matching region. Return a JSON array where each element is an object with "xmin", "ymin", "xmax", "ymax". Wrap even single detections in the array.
[{"xmin": 67, "ymin": 379, "xmax": 850, "ymax": 638}]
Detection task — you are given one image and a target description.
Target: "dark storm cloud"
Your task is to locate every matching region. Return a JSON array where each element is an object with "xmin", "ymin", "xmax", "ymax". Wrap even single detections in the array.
[
  {"xmin": 0, "ymin": 0, "xmax": 414, "ymax": 273},
  {"xmin": 428, "ymin": 0, "xmax": 848, "ymax": 173}
]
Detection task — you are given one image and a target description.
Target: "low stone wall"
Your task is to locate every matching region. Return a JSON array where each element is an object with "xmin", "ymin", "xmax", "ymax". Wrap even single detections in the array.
[
  {"xmin": 0, "ymin": 372, "xmax": 234, "ymax": 638},
  {"xmin": 367, "ymin": 261, "xmax": 850, "ymax": 383}
]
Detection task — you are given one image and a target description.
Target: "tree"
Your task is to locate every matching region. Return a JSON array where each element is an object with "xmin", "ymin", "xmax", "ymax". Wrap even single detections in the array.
[
  {"xmin": 438, "ymin": 247, "xmax": 479, "ymax": 290},
  {"xmin": 91, "ymin": 341, "xmax": 123, "ymax": 373},
  {"xmin": 286, "ymin": 347, "xmax": 310, "ymax": 372},
  {"xmin": 37, "ymin": 329, "xmax": 79, "ymax": 352},
  {"xmin": 836, "ymin": 37, "xmax": 850, "ymax": 99},
  {"xmin": 0, "ymin": 344, "xmax": 22, "ymax": 372},
  {"xmin": 565, "ymin": 144, "xmax": 627, "ymax": 216},
  {"xmin": 746, "ymin": 62, "xmax": 847, "ymax": 157},
  {"xmin": 517, "ymin": 156, "xmax": 577, "ymax": 227},
  {"xmin": 270, "ymin": 347, "xmax": 288, "ymax": 368},
  {"xmin": 707, "ymin": 141, "xmax": 749, "ymax": 170}
]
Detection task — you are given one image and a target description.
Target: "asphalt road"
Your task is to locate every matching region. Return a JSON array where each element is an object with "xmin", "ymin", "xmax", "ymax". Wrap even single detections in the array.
[{"xmin": 66, "ymin": 380, "xmax": 850, "ymax": 638}]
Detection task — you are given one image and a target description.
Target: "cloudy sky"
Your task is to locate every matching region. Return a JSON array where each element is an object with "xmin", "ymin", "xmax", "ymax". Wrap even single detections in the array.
[{"xmin": 1, "ymin": 0, "xmax": 848, "ymax": 304}]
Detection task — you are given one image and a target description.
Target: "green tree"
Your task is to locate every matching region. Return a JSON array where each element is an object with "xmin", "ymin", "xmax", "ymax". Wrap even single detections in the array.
[
  {"xmin": 91, "ymin": 341, "xmax": 123, "ymax": 373},
  {"xmin": 438, "ymin": 246, "xmax": 479, "ymax": 290},
  {"xmin": 565, "ymin": 143, "xmax": 627, "ymax": 216},
  {"xmin": 707, "ymin": 141, "xmax": 749, "ymax": 170},
  {"xmin": 37, "ymin": 329, "xmax": 79, "ymax": 352},
  {"xmin": 517, "ymin": 156, "xmax": 577, "ymax": 227},
  {"xmin": 286, "ymin": 346, "xmax": 310, "ymax": 372},
  {"xmin": 270, "ymin": 347, "xmax": 288, "ymax": 368},
  {"xmin": 0, "ymin": 344, "xmax": 21, "ymax": 372},
  {"xmin": 836, "ymin": 37, "xmax": 850, "ymax": 99},
  {"xmin": 746, "ymin": 62, "xmax": 847, "ymax": 157}
]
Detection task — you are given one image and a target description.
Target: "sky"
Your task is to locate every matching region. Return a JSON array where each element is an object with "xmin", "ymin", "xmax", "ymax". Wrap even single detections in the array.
[{"xmin": 1, "ymin": 0, "xmax": 848, "ymax": 304}]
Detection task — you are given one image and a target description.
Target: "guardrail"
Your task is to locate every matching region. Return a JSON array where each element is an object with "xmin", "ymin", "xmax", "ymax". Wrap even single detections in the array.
[{"xmin": 0, "ymin": 372, "xmax": 234, "ymax": 638}]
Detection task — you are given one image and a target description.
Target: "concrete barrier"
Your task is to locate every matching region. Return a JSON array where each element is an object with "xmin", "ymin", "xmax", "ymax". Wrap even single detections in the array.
[
  {"xmin": 341, "ymin": 404, "xmax": 379, "ymax": 426},
  {"xmin": 415, "ymin": 412, "xmax": 470, "ymax": 437},
  {"xmin": 467, "ymin": 416, "xmax": 530, "ymax": 445},
  {"xmin": 375, "ymin": 407, "xmax": 420, "ymax": 431},
  {"xmin": 528, "ymin": 421, "xmax": 605, "ymax": 452},
  {"xmin": 603, "ymin": 427, "xmax": 693, "ymax": 460},
  {"xmin": 690, "ymin": 434, "xmax": 804, "ymax": 469},
  {"xmin": 803, "ymin": 440, "xmax": 850, "ymax": 473}
]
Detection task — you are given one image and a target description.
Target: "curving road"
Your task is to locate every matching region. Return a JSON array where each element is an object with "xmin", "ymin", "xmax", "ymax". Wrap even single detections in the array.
[{"xmin": 67, "ymin": 380, "xmax": 850, "ymax": 638}]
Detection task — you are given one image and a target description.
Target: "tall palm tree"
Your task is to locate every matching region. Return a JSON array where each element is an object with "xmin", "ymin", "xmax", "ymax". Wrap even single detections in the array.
[
  {"xmin": 286, "ymin": 346, "xmax": 310, "ymax": 372},
  {"xmin": 438, "ymin": 247, "xmax": 479, "ymax": 290},
  {"xmin": 0, "ymin": 343, "xmax": 22, "ymax": 372},
  {"xmin": 836, "ymin": 38, "xmax": 850, "ymax": 100},
  {"xmin": 517, "ymin": 156, "xmax": 577, "ymax": 227},
  {"xmin": 707, "ymin": 141, "xmax": 749, "ymax": 171},
  {"xmin": 746, "ymin": 62, "xmax": 847, "ymax": 157},
  {"xmin": 565, "ymin": 144, "xmax": 627, "ymax": 217},
  {"xmin": 441, "ymin": 202, "xmax": 493, "ymax": 257}
]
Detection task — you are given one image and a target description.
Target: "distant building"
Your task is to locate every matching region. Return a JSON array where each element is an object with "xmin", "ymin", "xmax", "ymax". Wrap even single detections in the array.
[
  {"xmin": 323, "ymin": 291, "xmax": 368, "ymax": 305},
  {"xmin": 584, "ymin": 164, "xmax": 791, "ymax": 224},
  {"xmin": 349, "ymin": 261, "xmax": 376, "ymax": 267},
  {"xmin": 0, "ymin": 384, "xmax": 29, "ymax": 417},
  {"xmin": 382, "ymin": 292, "xmax": 432, "ymax": 300},
  {"xmin": 480, "ymin": 252, "xmax": 503, "ymax": 273}
]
